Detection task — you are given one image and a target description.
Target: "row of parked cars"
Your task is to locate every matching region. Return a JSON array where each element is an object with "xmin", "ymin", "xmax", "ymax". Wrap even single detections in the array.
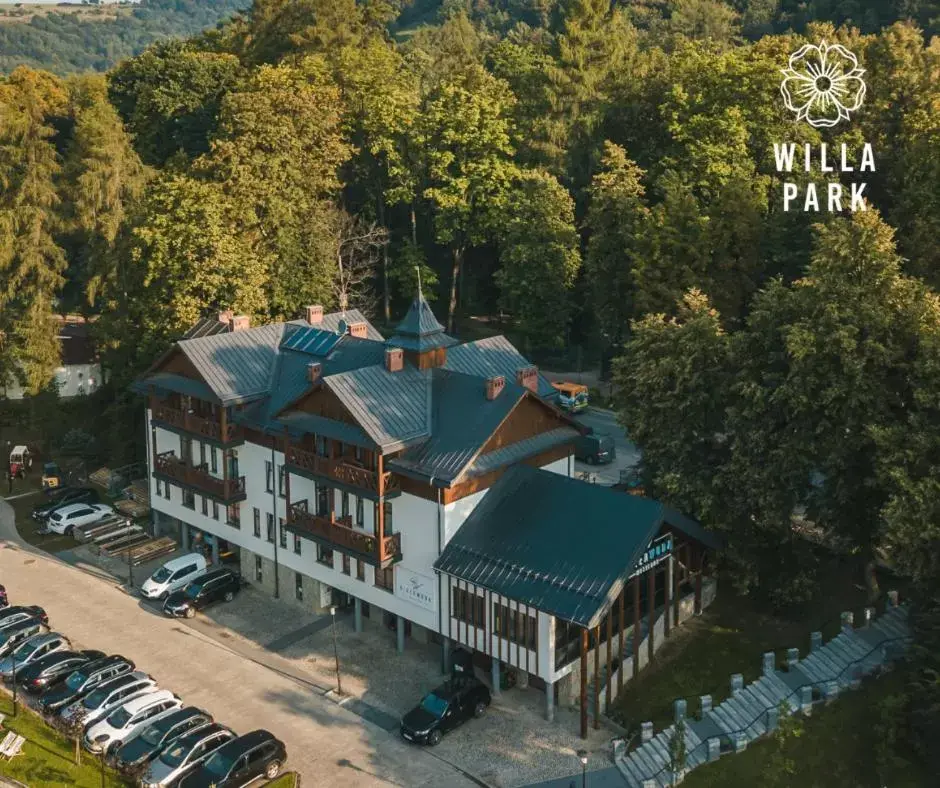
[{"xmin": 0, "ymin": 601, "xmax": 287, "ymax": 786}]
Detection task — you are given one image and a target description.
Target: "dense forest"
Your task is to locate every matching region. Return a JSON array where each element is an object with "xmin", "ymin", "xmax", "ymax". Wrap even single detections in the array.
[
  {"xmin": 0, "ymin": 0, "xmax": 248, "ymax": 73},
  {"xmin": 0, "ymin": 0, "xmax": 938, "ymax": 770}
]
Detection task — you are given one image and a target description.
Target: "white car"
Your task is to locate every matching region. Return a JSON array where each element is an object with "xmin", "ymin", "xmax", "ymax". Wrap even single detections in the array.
[
  {"xmin": 140, "ymin": 553, "xmax": 208, "ymax": 600},
  {"xmin": 59, "ymin": 671, "xmax": 157, "ymax": 727},
  {"xmin": 140, "ymin": 723, "xmax": 235, "ymax": 787},
  {"xmin": 46, "ymin": 503, "xmax": 114, "ymax": 536},
  {"xmin": 84, "ymin": 690, "xmax": 181, "ymax": 755}
]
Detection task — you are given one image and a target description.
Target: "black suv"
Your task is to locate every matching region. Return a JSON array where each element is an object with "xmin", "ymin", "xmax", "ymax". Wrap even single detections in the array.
[
  {"xmin": 32, "ymin": 487, "xmax": 100, "ymax": 521},
  {"xmin": 114, "ymin": 706, "xmax": 213, "ymax": 771},
  {"xmin": 0, "ymin": 605, "xmax": 48, "ymax": 630},
  {"xmin": 400, "ymin": 676, "xmax": 492, "ymax": 746},
  {"xmin": 179, "ymin": 729, "xmax": 287, "ymax": 787},
  {"xmin": 17, "ymin": 650, "xmax": 105, "ymax": 694},
  {"xmin": 163, "ymin": 569, "xmax": 241, "ymax": 619},
  {"xmin": 39, "ymin": 654, "xmax": 135, "ymax": 712}
]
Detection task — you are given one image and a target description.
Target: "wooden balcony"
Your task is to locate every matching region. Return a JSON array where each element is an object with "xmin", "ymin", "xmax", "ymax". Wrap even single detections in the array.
[
  {"xmin": 287, "ymin": 500, "xmax": 401, "ymax": 567},
  {"xmin": 153, "ymin": 451, "xmax": 246, "ymax": 502},
  {"xmin": 285, "ymin": 446, "xmax": 400, "ymax": 497},
  {"xmin": 152, "ymin": 404, "xmax": 240, "ymax": 444}
]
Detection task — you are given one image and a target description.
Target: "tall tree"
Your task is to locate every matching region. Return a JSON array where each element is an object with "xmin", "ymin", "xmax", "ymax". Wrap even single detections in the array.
[
  {"xmin": 0, "ymin": 67, "xmax": 68, "ymax": 395},
  {"xmin": 495, "ymin": 169, "xmax": 581, "ymax": 350}
]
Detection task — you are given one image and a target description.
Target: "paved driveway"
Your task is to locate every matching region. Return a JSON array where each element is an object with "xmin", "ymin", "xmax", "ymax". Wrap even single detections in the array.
[
  {"xmin": 0, "ymin": 502, "xmax": 476, "ymax": 788},
  {"xmin": 572, "ymin": 408, "xmax": 640, "ymax": 486}
]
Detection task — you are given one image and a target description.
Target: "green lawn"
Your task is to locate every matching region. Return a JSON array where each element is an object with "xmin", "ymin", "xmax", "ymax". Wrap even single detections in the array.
[
  {"xmin": 0, "ymin": 694, "xmax": 128, "ymax": 787},
  {"xmin": 610, "ymin": 554, "xmax": 889, "ymax": 732},
  {"xmin": 682, "ymin": 670, "xmax": 926, "ymax": 788},
  {"xmin": 265, "ymin": 773, "xmax": 299, "ymax": 788}
]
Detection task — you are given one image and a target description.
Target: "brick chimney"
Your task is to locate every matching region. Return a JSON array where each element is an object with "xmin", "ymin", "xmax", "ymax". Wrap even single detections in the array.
[
  {"xmin": 516, "ymin": 365, "xmax": 538, "ymax": 393},
  {"xmin": 348, "ymin": 321, "xmax": 368, "ymax": 339},
  {"xmin": 305, "ymin": 305, "xmax": 323, "ymax": 324},
  {"xmin": 231, "ymin": 315, "xmax": 251, "ymax": 332},
  {"xmin": 385, "ymin": 347, "xmax": 403, "ymax": 373},
  {"xmin": 307, "ymin": 362, "xmax": 322, "ymax": 384},
  {"xmin": 218, "ymin": 310, "xmax": 234, "ymax": 325},
  {"xmin": 485, "ymin": 375, "xmax": 506, "ymax": 401}
]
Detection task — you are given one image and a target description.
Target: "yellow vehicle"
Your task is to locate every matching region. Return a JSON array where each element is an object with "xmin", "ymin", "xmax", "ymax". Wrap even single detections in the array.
[
  {"xmin": 551, "ymin": 381, "xmax": 589, "ymax": 413},
  {"xmin": 41, "ymin": 462, "xmax": 62, "ymax": 490}
]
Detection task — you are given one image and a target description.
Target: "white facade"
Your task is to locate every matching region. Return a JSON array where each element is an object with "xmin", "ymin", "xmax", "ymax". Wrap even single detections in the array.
[{"xmin": 148, "ymin": 407, "xmax": 573, "ymax": 663}]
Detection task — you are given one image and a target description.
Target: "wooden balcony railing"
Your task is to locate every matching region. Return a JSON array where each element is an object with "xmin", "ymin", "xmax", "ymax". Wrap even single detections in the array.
[
  {"xmin": 154, "ymin": 451, "xmax": 246, "ymax": 502},
  {"xmin": 152, "ymin": 404, "xmax": 239, "ymax": 443},
  {"xmin": 288, "ymin": 500, "xmax": 402, "ymax": 566},
  {"xmin": 285, "ymin": 446, "xmax": 400, "ymax": 495}
]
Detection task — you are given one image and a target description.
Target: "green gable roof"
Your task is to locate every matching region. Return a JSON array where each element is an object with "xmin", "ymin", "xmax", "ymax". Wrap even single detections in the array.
[
  {"xmin": 434, "ymin": 465, "xmax": 721, "ymax": 628},
  {"xmin": 387, "ymin": 292, "xmax": 457, "ymax": 352}
]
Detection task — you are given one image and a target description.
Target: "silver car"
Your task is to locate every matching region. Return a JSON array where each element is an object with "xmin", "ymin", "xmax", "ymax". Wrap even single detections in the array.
[
  {"xmin": 141, "ymin": 723, "xmax": 236, "ymax": 787},
  {"xmin": 0, "ymin": 632, "xmax": 70, "ymax": 679},
  {"xmin": 59, "ymin": 671, "xmax": 157, "ymax": 728}
]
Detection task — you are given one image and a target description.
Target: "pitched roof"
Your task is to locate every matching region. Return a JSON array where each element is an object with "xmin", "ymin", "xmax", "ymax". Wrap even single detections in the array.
[
  {"xmin": 444, "ymin": 336, "xmax": 557, "ymax": 398},
  {"xmin": 387, "ymin": 293, "xmax": 458, "ymax": 352},
  {"xmin": 317, "ymin": 308, "xmax": 384, "ymax": 342},
  {"xmin": 434, "ymin": 465, "xmax": 721, "ymax": 627}
]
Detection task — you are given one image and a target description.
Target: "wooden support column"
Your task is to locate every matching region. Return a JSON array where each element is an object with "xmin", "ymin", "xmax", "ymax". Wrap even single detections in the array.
[
  {"xmin": 282, "ymin": 431, "xmax": 291, "ymax": 511},
  {"xmin": 632, "ymin": 576, "xmax": 640, "ymax": 679},
  {"xmin": 376, "ymin": 453, "xmax": 385, "ymax": 562},
  {"xmin": 618, "ymin": 586, "xmax": 625, "ymax": 694},
  {"xmin": 580, "ymin": 628, "xmax": 588, "ymax": 739},
  {"xmin": 664, "ymin": 554, "xmax": 672, "ymax": 638},
  {"xmin": 647, "ymin": 567, "xmax": 656, "ymax": 664},
  {"xmin": 593, "ymin": 625, "xmax": 600, "ymax": 730},
  {"xmin": 605, "ymin": 610, "xmax": 613, "ymax": 711},
  {"xmin": 694, "ymin": 547, "xmax": 704, "ymax": 615},
  {"xmin": 220, "ymin": 407, "xmax": 228, "ymax": 443}
]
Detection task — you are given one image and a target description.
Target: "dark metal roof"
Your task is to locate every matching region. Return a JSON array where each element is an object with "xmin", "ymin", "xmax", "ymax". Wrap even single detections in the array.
[
  {"xmin": 387, "ymin": 293, "xmax": 457, "ymax": 352},
  {"xmin": 444, "ymin": 336, "xmax": 557, "ymax": 398},
  {"xmin": 182, "ymin": 316, "xmax": 231, "ymax": 339},
  {"xmin": 464, "ymin": 426, "xmax": 580, "ymax": 478},
  {"xmin": 131, "ymin": 372, "xmax": 219, "ymax": 403},
  {"xmin": 434, "ymin": 465, "xmax": 721, "ymax": 628},
  {"xmin": 281, "ymin": 327, "xmax": 342, "ymax": 356},
  {"xmin": 318, "ymin": 309, "xmax": 384, "ymax": 342}
]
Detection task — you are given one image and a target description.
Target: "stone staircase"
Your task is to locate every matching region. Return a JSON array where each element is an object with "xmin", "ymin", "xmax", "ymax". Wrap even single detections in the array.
[{"xmin": 614, "ymin": 598, "xmax": 912, "ymax": 787}]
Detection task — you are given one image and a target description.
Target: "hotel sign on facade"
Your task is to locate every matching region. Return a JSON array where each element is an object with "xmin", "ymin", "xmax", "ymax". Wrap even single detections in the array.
[
  {"xmin": 396, "ymin": 568, "xmax": 437, "ymax": 612},
  {"xmin": 629, "ymin": 534, "xmax": 673, "ymax": 580}
]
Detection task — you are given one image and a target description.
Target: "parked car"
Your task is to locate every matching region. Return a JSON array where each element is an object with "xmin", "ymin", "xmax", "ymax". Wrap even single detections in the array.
[
  {"xmin": 162, "ymin": 569, "xmax": 242, "ymax": 619},
  {"xmin": 39, "ymin": 654, "xmax": 135, "ymax": 713},
  {"xmin": 114, "ymin": 706, "xmax": 213, "ymax": 771},
  {"xmin": 32, "ymin": 487, "xmax": 100, "ymax": 521},
  {"xmin": 574, "ymin": 430, "xmax": 616, "ymax": 465},
  {"xmin": 0, "ymin": 632, "xmax": 70, "ymax": 679},
  {"xmin": 0, "ymin": 605, "xmax": 48, "ymax": 630},
  {"xmin": 179, "ymin": 730, "xmax": 287, "ymax": 787},
  {"xmin": 17, "ymin": 650, "xmax": 105, "ymax": 694},
  {"xmin": 45, "ymin": 503, "xmax": 114, "ymax": 536},
  {"xmin": 84, "ymin": 690, "xmax": 182, "ymax": 755},
  {"xmin": 400, "ymin": 676, "xmax": 492, "ymax": 746},
  {"xmin": 140, "ymin": 723, "xmax": 236, "ymax": 788},
  {"xmin": 59, "ymin": 670, "xmax": 157, "ymax": 727},
  {"xmin": 140, "ymin": 554, "xmax": 209, "ymax": 601},
  {"xmin": 0, "ymin": 619, "xmax": 46, "ymax": 658}
]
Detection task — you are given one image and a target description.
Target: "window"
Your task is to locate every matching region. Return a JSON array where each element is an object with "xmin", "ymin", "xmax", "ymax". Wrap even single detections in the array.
[
  {"xmin": 279, "ymin": 518, "xmax": 287, "ymax": 549},
  {"xmin": 316, "ymin": 485, "xmax": 330, "ymax": 517},
  {"xmin": 375, "ymin": 566, "xmax": 394, "ymax": 593},
  {"xmin": 155, "ymin": 479, "xmax": 162, "ymax": 497},
  {"xmin": 384, "ymin": 501, "xmax": 393, "ymax": 534},
  {"xmin": 316, "ymin": 544, "xmax": 333, "ymax": 568},
  {"xmin": 255, "ymin": 556, "xmax": 263, "ymax": 583},
  {"xmin": 493, "ymin": 602, "xmax": 537, "ymax": 650},
  {"xmin": 199, "ymin": 442, "xmax": 206, "ymax": 468},
  {"xmin": 182, "ymin": 489, "xmax": 195, "ymax": 510},
  {"xmin": 341, "ymin": 492, "xmax": 349, "ymax": 519},
  {"xmin": 253, "ymin": 508, "xmax": 261, "ymax": 538},
  {"xmin": 453, "ymin": 588, "xmax": 485, "ymax": 628},
  {"xmin": 342, "ymin": 554, "xmax": 351, "ymax": 575},
  {"xmin": 210, "ymin": 447, "xmax": 218, "ymax": 474},
  {"xmin": 293, "ymin": 533, "xmax": 302, "ymax": 555},
  {"xmin": 266, "ymin": 513, "xmax": 275, "ymax": 543},
  {"xmin": 354, "ymin": 445, "xmax": 362, "ymax": 462},
  {"xmin": 278, "ymin": 465, "xmax": 287, "ymax": 498},
  {"xmin": 265, "ymin": 460, "xmax": 274, "ymax": 493},
  {"xmin": 355, "ymin": 497, "xmax": 364, "ymax": 527},
  {"xmin": 201, "ymin": 496, "xmax": 208, "ymax": 516},
  {"xmin": 212, "ymin": 501, "xmax": 219, "ymax": 521},
  {"xmin": 356, "ymin": 560, "xmax": 365, "ymax": 581},
  {"xmin": 226, "ymin": 503, "xmax": 240, "ymax": 527},
  {"xmin": 163, "ymin": 482, "xmax": 171, "ymax": 501},
  {"xmin": 317, "ymin": 435, "xmax": 328, "ymax": 457},
  {"xmin": 295, "ymin": 572, "xmax": 304, "ymax": 601}
]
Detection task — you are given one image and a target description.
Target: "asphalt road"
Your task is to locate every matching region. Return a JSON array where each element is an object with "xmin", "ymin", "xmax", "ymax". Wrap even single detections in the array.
[{"xmin": 571, "ymin": 407, "xmax": 641, "ymax": 486}]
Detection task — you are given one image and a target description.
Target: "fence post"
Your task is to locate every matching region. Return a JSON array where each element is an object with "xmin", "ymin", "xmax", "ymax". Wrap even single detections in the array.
[
  {"xmin": 841, "ymin": 611, "xmax": 854, "ymax": 633},
  {"xmin": 730, "ymin": 674, "xmax": 743, "ymax": 697},
  {"xmin": 786, "ymin": 648, "xmax": 799, "ymax": 669},
  {"xmin": 765, "ymin": 705, "xmax": 779, "ymax": 732},
  {"xmin": 700, "ymin": 695, "xmax": 712, "ymax": 717},
  {"xmin": 809, "ymin": 632, "xmax": 822, "ymax": 653},
  {"xmin": 674, "ymin": 699, "xmax": 687, "ymax": 723},
  {"xmin": 761, "ymin": 652, "xmax": 775, "ymax": 676},
  {"xmin": 800, "ymin": 686, "xmax": 813, "ymax": 715}
]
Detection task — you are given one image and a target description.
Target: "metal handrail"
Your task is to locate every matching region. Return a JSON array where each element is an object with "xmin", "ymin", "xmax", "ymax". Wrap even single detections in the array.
[{"xmin": 633, "ymin": 627, "xmax": 912, "ymax": 784}]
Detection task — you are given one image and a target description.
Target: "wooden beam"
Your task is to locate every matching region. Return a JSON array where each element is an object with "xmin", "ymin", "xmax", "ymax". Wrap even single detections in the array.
[
  {"xmin": 605, "ymin": 608, "xmax": 613, "ymax": 711},
  {"xmin": 618, "ymin": 585, "xmax": 625, "ymax": 695},
  {"xmin": 593, "ymin": 625, "xmax": 600, "ymax": 729},
  {"xmin": 632, "ymin": 576, "xmax": 640, "ymax": 679},
  {"xmin": 647, "ymin": 567, "xmax": 656, "ymax": 664},
  {"xmin": 580, "ymin": 628, "xmax": 588, "ymax": 739}
]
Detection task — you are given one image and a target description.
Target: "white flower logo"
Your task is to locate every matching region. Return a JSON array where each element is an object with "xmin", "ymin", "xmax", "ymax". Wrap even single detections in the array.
[{"xmin": 780, "ymin": 41, "xmax": 866, "ymax": 128}]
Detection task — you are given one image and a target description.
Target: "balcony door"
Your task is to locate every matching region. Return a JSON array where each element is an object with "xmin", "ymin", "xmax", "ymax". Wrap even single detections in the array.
[
  {"xmin": 316, "ymin": 484, "xmax": 331, "ymax": 517},
  {"xmin": 180, "ymin": 437, "xmax": 194, "ymax": 465},
  {"xmin": 226, "ymin": 452, "xmax": 239, "ymax": 479}
]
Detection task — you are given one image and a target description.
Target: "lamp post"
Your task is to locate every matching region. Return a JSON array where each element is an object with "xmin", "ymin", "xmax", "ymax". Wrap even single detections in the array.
[
  {"xmin": 577, "ymin": 749, "xmax": 589, "ymax": 788},
  {"xmin": 330, "ymin": 606, "xmax": 342, "ymax": 696},
  {"xmin": 11, "ymin": 644, "xmax": 17, "ymax": 718}
]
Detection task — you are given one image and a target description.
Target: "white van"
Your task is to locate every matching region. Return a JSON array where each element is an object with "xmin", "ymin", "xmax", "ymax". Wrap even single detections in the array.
[{"xmin": 140, "ymin": 554, "xmax": 208, "ymax": 600}]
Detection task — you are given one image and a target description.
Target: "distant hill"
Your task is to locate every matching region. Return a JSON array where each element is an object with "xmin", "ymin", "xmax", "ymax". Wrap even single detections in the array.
[{"xmin": 0, "ymin": 0, "xmax": 247, "ymax": 74}]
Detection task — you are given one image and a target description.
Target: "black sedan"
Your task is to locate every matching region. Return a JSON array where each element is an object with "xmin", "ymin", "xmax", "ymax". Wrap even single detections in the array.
[
  {"xmin": 162, "ymin": 569, "xmax": 242, "ymax": 619},
  {"xmin": 31, "ymin": 487, "xmax": 99, "ymax": 521},
  {"xmin": 114, "ymin": 706, "xmax": 213, "ymax": 771},
  {"xmin": 400, "ymin": 676, "xmax": 491, "ymax": 746},
  {"xmin": 17, "ymin": 650, "xmax": 105, "ymax": 694}
]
